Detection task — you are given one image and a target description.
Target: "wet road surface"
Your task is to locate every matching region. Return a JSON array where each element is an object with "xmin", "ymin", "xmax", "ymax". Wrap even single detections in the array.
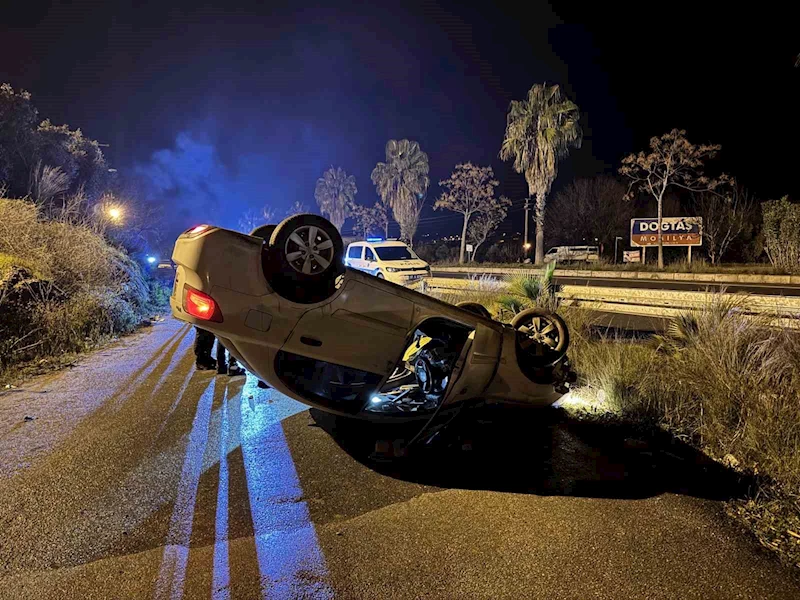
[{"xmin": 1, "ymin": 318, "xmax": 798, "ymax": 599}]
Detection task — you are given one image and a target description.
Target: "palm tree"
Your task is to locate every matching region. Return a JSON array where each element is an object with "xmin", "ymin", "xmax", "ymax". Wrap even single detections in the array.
[
  {"xmin": 500, "ymin": 84, "xmax": 582, "ymax": 264},
  {"xmin": 370, "ymin": 139, "xmax": 429, "ymax": 246},
  {"xmin": 314, "ymin": 167, "xmax": 356, "ymax": 231}
]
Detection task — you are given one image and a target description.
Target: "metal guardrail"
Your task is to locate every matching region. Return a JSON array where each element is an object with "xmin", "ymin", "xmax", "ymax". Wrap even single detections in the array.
[
  {"xmin": 432, "ymin": 266, "xmax": 800, "ymax": 286},
  {"xmin": 424, "ymin": 276, "xmax": 800, "ymax": 330}
]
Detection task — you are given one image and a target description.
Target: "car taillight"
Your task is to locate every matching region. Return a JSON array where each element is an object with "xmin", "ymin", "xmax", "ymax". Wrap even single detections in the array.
[
  {"xmin": 184, "ymin": 285, "xmax": 223, "ymax": 322},
  {"xmin": 184, "ymin": 224, "xmax": 213, "ymax": 237}
]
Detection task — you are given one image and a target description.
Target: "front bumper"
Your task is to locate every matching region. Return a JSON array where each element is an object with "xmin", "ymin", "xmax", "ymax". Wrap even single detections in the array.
[{"xmin": 385, "ymin": 271, "xmax": 430, "ymax": 285}]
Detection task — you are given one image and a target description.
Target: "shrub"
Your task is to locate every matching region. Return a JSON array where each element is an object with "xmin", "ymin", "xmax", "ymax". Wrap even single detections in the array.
[
  {"xmin": 653, "ymin": 298, "xmax": 800, "ymax": 487},
  {"xmin": 0, "ymin": 197, "xmax": 154, "ymax": 377},
  {"xmin": 497, "ymin": 262, "xmax": 559, "ymax": 317},
  {"xmin": 762, "ymin": 196, "xmax": 800, "ymax": 273},
  {"xmin": 485, "ymin": 241, "xmax": 521, "ymax": 263}
]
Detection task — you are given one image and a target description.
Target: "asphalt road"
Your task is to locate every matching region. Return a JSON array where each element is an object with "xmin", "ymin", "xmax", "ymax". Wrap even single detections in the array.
[
  {"xmin": 1, "ymin": 318, "xmax": 799, "ymax": 599},
  {"xmin": 432, "ymin": 270, "xmax": 800, "ymax": 297}
]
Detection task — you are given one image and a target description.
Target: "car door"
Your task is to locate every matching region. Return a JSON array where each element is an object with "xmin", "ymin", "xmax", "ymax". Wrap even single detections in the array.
[
  {"xmin": 280, "ymin": 276, "xmax": 414, "ymax": 376},
  {"xmin": 347, "ymin": 243, "xmax": 364, "ymax": 271},
  {"xmin": 364, "ymin": 246, "xmax": 378, "ymax": 275}
]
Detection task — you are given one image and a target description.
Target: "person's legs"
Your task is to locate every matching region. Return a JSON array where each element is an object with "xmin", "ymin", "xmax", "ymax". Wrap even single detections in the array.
[
  {"xmin": 194, "ymin": 327, "xmax": 216, "ymax": 370},
  {"xmin": 216, "ymin": 338, "xmax": 227, "ymax": 374},
  {"xmin": 215, "ymin": 338, "xmax": 245, "ymax": 376}
]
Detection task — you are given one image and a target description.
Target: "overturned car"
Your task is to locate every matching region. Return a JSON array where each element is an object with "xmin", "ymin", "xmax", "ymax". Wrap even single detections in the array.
[{"xmin": 169, "ymin": 214, "xmax": 576, "ymax": 424}]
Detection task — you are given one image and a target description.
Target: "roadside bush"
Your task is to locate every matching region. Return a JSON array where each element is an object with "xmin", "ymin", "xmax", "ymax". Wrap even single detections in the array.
[
  {"xmin": 484, "ymin": 241, "xmax": 521, "ymax": 263},
  {"xmin": 653, "ymin": 299, "xmax": 800, "ymax": 488},
  {"xmin": 762, "ymin": 196, "xmax": 800, "ymax": 273},
  {"xmin": 413, "ymin": 243, "xmax": 436, "ymax": 264},
  {"xmin": 422, "ymin": 268, "xmax": 800, "ymax": 564},
  {"xmin": 0, "ymin": 197, "xmax": 155, "ymax": 377},
  {"xmin": 497, "ymin": 262, "xmax": 559, "ymax": 318}
]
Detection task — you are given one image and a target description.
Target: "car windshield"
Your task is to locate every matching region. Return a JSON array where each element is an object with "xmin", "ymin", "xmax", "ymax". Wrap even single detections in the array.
[{"xmin": 374, "ymin": 246, "xmax": 417, "ymax": 261}]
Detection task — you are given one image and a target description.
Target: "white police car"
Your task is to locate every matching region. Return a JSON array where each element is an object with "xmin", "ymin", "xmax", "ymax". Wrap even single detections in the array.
[{"xmin": 345, "ymin": 238, "xmax": 431, "ymax": 285}]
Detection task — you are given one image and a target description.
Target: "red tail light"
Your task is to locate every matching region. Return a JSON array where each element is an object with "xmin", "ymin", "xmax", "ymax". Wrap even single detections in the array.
[
  {"xmin": 184, "ymin": 285, "xmax": 223, "ymax": 322},
  {"xmin": 184, "ymin": 224, "xmax": 213, "ymax": 237}
]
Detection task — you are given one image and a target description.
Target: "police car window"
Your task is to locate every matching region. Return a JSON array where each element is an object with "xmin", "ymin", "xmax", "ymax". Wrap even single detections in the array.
[
  {"xmin": 374, "ymin": 246, "xmax": 414, "ymax": 261},
  {"xmin": 347, "ymin": 245, "xmax": 362, "ymax": 259},
  {"xmin": 365, "ymin": 248, "xmax": 376, "ymax": 261}
]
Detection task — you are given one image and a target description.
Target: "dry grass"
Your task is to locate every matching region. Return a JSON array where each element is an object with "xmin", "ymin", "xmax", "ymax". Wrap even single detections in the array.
[
  {"xmin": 568, "ymin": 298, "xmax": 800, "ymax": 567},
  {"xmin": 432, "ymin": 258, "xmax": 791, "ymax": 275},
  {"xmin": 424, "ymin": 279, "xmax": 800, "ymax": 566},
  {"xmin": 0, "ymin": 197, "xmax": 161, "ymax": 378}
]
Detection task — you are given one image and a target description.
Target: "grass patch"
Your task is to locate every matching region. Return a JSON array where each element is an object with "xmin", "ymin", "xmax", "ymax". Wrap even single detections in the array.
[
  {"xmin": 422, "ymin": 278, "xmax": 800, "ymax": 568},
  {"xmin": 432, "ymin": 259, "xmax": 792, "ymax": 276},
  {"xmin": 568, "ymin": 300, "xmax": 800, "ymax": 567},
  {"xmin": 0, "ymin": 197, "xmax": 168, "ymax": 382}
]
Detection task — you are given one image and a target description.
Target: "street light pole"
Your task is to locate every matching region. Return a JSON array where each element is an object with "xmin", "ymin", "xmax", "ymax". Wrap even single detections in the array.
[
  {"xmin": 614, "ymin": 236, "xmax": 623, "ymax": 264},
  {"xmin": 523, "ymin": 197, "xmax": 529, "ymax": 257}
]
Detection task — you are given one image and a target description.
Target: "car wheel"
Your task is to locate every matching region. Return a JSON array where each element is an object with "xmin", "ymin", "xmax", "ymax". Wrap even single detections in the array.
[
  {"xmin": 250, "ymin": 224, "xmax": 277, "ymax": 241},
  {"xmin": 456, "ymin": 301, "xmax": 492, "ymax": 320},
  {"xmin": 376, "ymin": 272, "xmax": 385, "ymax": 279},
  {"xmin": 511, "ymin": 308, "xmax": 569, "ymax": 368},
  {"xmin": 267, "ymin": 214, "xmax": 344, "ymax": 303}
]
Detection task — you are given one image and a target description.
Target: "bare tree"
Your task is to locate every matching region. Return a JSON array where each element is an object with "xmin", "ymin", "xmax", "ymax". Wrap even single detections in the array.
[
  {"xmin": 692, "ymin": 184, "xmax": 754, "ymax": 264},
  {"xmin": 466, "ymin": 195, "xmax": 512, "ymax": 260},
  {"xmin": 284, "ymin": 200, "xmax": 308, "ymax": 218},
  {"xmin": 546, "ymin": 176, "xmax": 632, "ymax": 254},
  {"xmin": 620, "ymin": 129, "xmax": 727, "ymax": 268},
  {"xmin": 261, "ymin": 205, "xmax": 277, "ymax": 223},
  {"xmin": 374, "ymin": 199, "xmax": 390, "ymax": 238},
  {"xmin": 239, "ymin": 208, "xmax": 262, "ymax": 233},
  {"xmin": 435, "ymin": 163, "xmax": 500, "ymax": 263},
  {"xmin": 350, "ymin": 202, "xmax": 382, "ymax": 239}
]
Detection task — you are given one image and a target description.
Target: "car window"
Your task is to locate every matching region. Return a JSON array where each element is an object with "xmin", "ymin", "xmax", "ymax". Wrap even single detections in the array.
[
  {"xmin": 374, "ymin": 246, "xmax": 415, "ymax": 261},
  {"xmin": 365, "ymin": 247, "xmax": 376, "ymax": 262},
  {"xmin": 347, "ymin": 245, "xmax": 363, "ymax": 259}
]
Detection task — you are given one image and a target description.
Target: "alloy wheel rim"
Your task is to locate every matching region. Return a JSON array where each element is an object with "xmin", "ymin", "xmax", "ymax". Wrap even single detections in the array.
[
  {"xmin": 284, "ymin": 225, "xmax": 335, "ymax": 275},
  {"xmin": 517, "ymin": 316, "xmax": 560, "ymax": 355}
]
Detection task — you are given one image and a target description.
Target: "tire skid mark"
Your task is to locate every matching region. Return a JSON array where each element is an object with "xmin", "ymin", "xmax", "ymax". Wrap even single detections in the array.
[
  {"xmin": 155, "ymin": 356, "xmax": 199, "ymax": 439},
  {"xmin": 239, "ymin": 388, "xmax": 333, "ymax": 599},
  {"xmin": 146, "ymin": 328, "xmax": 197, "ymax": 408},
  {"xmin": 153, "ymin": 378, "xmax": 215, "ymax": 600},
  {"xmin": 211, "ymin": 383, "xmax": 231, "ymax": 600},
  {"xmin": 111, "ymin": 324, "xmax": 192, "ymax": 411}
]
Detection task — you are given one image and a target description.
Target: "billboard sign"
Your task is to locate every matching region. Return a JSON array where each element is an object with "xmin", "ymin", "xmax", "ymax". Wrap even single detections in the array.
[
  {"xmin": 623, "ymin": 249, "xmax": 641, "ymax": 263},
  {"xmin": 630, "ymin": 217, "xmax": 702, "ymax": 247}
]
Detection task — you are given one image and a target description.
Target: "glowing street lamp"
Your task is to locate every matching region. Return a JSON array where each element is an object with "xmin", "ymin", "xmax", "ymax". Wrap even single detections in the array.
[
  {"xmin": 106, "ymin": 205, "xmax": 124, "ymax": 223},
  {"xmin": 147, "ymin": 256, "xmax": 156, "ymax": 264}
]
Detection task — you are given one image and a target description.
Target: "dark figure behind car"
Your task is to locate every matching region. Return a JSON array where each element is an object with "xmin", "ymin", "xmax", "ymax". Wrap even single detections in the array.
[{"xmin": 194, "ymin": 327, "xmax": 244, "ymax": 375}]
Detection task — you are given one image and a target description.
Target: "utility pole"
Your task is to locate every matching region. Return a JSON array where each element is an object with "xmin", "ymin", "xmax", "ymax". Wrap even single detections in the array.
[{"xmin": 523, "ymin": 197, "xmax": 530, "ymax": 257}]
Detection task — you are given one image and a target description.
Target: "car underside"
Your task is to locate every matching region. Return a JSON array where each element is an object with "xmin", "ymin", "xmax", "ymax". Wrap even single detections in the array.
[{"xmin": 170, "ymin": 214, "xmax": 577, "ymax": 433}]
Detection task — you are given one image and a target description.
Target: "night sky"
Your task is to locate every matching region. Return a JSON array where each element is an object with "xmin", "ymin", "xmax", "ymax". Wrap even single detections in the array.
[{"xmin": 2, "ymin": 1, "xmax": 797, "ymax": 249}]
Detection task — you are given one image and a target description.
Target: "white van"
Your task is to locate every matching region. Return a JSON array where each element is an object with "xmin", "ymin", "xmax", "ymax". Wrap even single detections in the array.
[
  {"xmin": 345, "ymin": 238, "xmax": 431, "ymax": 284},
  {"xmin": 543, "ymin": 245, "xmax": 600, "ymax": 263}
]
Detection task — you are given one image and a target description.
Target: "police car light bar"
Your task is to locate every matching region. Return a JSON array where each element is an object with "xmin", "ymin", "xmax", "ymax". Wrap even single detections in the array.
[{"xmin": 366, "ymin": 237, "xmax": 383, "ymax": 242}]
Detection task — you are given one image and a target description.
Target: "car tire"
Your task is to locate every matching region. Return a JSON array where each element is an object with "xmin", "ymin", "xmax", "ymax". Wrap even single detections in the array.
[
  {"xmin": 266, "ymin": 214, "xmax": 344, "ymax": 304},
  {"xmin": 250, "ymin": 224, "xmax": 277, "ymax": 241},
  {"xmin": 456, "ymin": 301, "xmax": 492, "ymax": 320},
  {"xmin": 376, "ymin": 272, "xmax": 385, "ymax": 279},
  {"xmin": 511, "ymin": 308, "xmax": 569, "ymax": 368}
]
